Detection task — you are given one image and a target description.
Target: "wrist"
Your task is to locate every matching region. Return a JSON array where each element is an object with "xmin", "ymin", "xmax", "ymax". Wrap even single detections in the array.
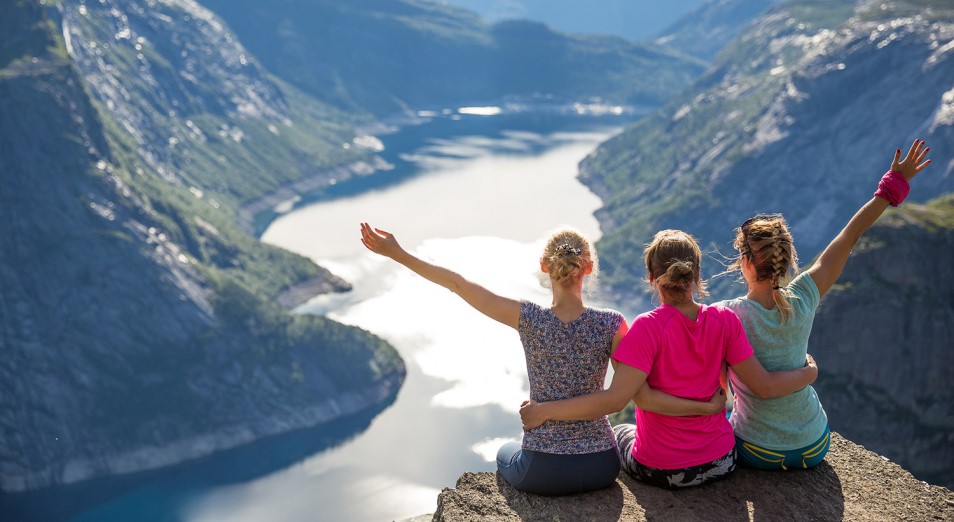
[
  {"xmin": 539, "ymin": 402, "xmax": 555, "ymax": 422},
  {"xmin": 873, "ymin": 170, "xmax": 910, "ymax": 207}
]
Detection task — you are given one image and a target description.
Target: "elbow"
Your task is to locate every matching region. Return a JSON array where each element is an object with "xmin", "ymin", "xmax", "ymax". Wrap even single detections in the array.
[
  {"xmin": 447, "ymin": 274, "xmax": 468, "ymax": 295},
  {"xmin": 630, "ymin": 388, "xmax": 650, "ymax": 411},
  {"xmin": 748, "ymin": 382, "xmax": 778, "ymax": 400},
  {"xmin": 630, "ymin": 396, "xmax": 646, "ymax": 410},
  {"xmin": 612, "ymin": 398, "xmax": 629, "ymax": 413},
  {"xmin": 754, "ymin": 384, "xmax": 791, "ymax": 400}
]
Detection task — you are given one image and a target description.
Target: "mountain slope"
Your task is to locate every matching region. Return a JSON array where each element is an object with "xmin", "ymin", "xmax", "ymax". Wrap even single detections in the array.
[
  {"xmin": 585, "ymin": 0, "xmax": 954, "ymax": 303},
  {"xmin": 585, "ymin": 0, "xmax": 954, "ymax": 488},
  {"xmin": 200, "ymin": 0, "xmax": 708, "ymax": 116},
  {"xmin": 438, "ymin": 0, "xmax": 706, "ymax": 41},
  {"xmin": 0, "ymin": 0, "xmax": 404, "ymax": 492},
  {"xmin": 653, "ymin": 0, "xmax": 781, "ymax": 60}
]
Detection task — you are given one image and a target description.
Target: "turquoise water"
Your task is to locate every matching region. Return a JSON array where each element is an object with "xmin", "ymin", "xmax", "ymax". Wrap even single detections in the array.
[{"xmin": 2, "ymin": 109, "xmax": 637, "ymax": 522}]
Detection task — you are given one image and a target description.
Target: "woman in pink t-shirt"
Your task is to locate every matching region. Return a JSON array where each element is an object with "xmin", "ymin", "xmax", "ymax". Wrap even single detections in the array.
[{"xmin": 520, "ymin": 229, "xmax": 819, "ymax": 488}]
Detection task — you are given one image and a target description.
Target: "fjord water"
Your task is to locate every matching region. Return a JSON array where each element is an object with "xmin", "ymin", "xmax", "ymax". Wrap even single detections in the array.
[
  {"xmin": 251, "ymin": 112, "xmax": 626, "ymax": 522},
  {"xmin": 8, "ymin": 111, "xmax": 630, "ymax": 522}
]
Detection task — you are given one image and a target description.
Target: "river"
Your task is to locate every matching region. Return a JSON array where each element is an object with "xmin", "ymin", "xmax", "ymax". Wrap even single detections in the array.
[{"xmin": 8, "ymin": 107, "xmax": 639, "ymax": 522}]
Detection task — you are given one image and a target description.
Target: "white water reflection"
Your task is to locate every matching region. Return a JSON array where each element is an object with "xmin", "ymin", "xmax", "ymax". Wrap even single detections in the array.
[
  {"xmin": 318, "ymin": 236, "xmax": 545, "ymax": 412},
  {"xmin": 190, "ymin": 123, "xmax": 622, "ymax": 521}
]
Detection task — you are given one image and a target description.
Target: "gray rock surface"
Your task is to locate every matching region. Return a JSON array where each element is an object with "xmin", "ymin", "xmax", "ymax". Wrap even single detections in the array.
[
  {"xmin": 434, "ymin": 433, "xmax": 954, "ymax": 521},
  {"xmin": 809, "ymin": 196, "xmax": 954, "ymax": 488}
]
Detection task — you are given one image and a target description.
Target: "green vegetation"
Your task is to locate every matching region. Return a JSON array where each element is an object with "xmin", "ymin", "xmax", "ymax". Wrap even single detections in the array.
[
  {"xmin": 881, "ymin": 193, "xmax": 954, "ymax": 233},
  {"xmin": 608, "ymin": 402, "xmax": 635, "ymax": 426},
  {"xmin": 780, "ymin": 0, "xmax": 858, "ymax": 29},
  {"xmin": 0, "ymin": 1, "xmax": 407, "ymax": 474},
  {"xmin": 654, "ymin": 0, "xmax": 780, "ymax": 61},
  {"xmin": 0, "ymin": 1, "xmax": 69, "ymax": 74},
  {"xmin": 56, "ymin": 1, "xmax": 408, "ymax": 390},
  {"xmin": 583, "ymin": 0, "xmax": 954, "ymax": 301}
]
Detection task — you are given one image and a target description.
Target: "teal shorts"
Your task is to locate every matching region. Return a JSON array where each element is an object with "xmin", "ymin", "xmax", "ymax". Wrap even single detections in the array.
[{"xmin": 735, "ymin": 425, "xmax": 830, "ymax": 470}]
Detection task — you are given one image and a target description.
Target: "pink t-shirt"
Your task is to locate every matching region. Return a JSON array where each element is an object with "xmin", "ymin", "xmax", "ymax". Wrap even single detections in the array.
[{"xmin": 613, "ymin": 303, "xmax": 754, "ymax": 469}]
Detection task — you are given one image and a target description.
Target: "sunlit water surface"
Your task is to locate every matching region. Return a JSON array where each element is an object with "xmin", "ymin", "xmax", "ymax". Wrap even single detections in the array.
[
  {"xmin": 5, "ymin": 112, "xmax": 635, "ymax": 522},
  {"xmin": 230, "ymin": 120, "xmax": 619, "ymax": 521}
]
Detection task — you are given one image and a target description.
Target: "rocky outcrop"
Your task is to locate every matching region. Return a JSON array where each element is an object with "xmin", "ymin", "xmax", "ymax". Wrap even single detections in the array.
[
  {"xmin": 809, "ymin": 195, "xmax": 954, "ymax": 489},
  {"xmin": 434, "ymin": 433, "xmax": 954, "ymax": 521}
]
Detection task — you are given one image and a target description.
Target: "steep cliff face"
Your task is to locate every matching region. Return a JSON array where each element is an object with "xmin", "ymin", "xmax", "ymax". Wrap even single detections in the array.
[
  {"xmin": 809, "ymin": 195, "xmax": 954, "ymax": 488},
  {"xmin": 0, "ymin": 0, "xmax": 404, "ymax": 492}
]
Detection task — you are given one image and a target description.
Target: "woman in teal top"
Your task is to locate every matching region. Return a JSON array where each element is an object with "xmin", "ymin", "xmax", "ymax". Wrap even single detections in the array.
[{"xmin": 720, "ymin": 140, "xmax": 931, "ymax": 469}]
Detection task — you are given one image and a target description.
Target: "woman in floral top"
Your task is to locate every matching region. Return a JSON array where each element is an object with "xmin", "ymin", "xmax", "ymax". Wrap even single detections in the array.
[{"xmin": 360, "ymin": 223, "xmax": 716, "ymax": 495}]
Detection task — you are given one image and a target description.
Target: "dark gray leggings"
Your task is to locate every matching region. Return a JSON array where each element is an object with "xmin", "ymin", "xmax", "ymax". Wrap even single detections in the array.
[
  {"xmin": 495, "ymin": 441, "xmax": 621, "ymax": 496},
  {"xmin": 614, "ymin": 424, "xmax": 736, "ymax": 489}
]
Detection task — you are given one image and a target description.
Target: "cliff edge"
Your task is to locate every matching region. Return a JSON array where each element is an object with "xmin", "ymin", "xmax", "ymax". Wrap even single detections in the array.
[{"xmin": 433, "ymin": 433, "xmax": 954, "ymax": 521}]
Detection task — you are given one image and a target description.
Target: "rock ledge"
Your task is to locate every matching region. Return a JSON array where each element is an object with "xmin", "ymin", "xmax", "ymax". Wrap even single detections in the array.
[{"xmin": 434, "ymin": 433, "xmax": 954, "ymax": 521}]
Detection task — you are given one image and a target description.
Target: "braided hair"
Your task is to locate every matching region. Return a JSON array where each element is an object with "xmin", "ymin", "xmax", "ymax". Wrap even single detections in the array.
[{"xmin": 731, "ymin": 215, "xmax": 799, "ymax": 323}]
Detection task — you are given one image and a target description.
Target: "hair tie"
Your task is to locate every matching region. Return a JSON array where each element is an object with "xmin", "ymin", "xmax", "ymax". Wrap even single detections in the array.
[
  {"xmin": 773, "ymin": 285, "xmax": 781, "ymax": 290},
  {"xmin": 555, "ymin": 243, "xmax": 582, "ymax": 258}
]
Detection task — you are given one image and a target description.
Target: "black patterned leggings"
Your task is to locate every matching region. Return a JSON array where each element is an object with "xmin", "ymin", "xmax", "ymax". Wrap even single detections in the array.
[{"xmin": 613, "ymin": 424, "xmax": 737, "ymax": 489}]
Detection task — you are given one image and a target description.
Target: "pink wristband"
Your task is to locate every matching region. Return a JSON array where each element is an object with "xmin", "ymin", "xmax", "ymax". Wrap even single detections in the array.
[{"xmin": 874, "ymin": 170, "xmax": 910, "ymax": 207}]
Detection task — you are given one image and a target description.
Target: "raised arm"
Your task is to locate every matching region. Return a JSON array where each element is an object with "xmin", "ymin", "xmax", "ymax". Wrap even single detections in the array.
[
  {"xmin": 808, "ymin": 140, "xmax": 931, "ymax": 298},
  {"xmin": 360, "ymin": 223, "xmax": 521, "ymax": 328},
  {"xmin": 730, "ymin": 353, "xmax": 817, "ymax": 399},
  {"xmin": 519, "ymin": 362, "xmax": 648, "ymax": 430}
]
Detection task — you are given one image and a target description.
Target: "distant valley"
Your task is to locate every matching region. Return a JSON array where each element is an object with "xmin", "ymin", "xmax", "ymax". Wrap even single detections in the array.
[{"xmin": 1, "ymin": 0, "xmax": 951, "ymax": 502}]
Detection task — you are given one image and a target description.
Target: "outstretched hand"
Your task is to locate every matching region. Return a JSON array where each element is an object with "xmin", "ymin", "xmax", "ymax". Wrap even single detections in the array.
[
  {"xmin": 891, "ymin": 139, "xmax": 931, "ymax": 181},
  {"xmin": 360, "ymin": 222, "xmax": 405, "ymax": 259}
]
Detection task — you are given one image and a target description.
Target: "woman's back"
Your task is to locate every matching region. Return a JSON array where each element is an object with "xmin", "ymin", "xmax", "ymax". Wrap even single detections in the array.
[
  {"xmin": 722, "ymin": 271, "xmax": 828, "ymax": 449},
  {"xmin": 613, "ymin": 303, "xmax": 752, "ymax": 469},
  {"xmin": 520, "ymin": 302, "xmax": 623, "ymax": 454}
]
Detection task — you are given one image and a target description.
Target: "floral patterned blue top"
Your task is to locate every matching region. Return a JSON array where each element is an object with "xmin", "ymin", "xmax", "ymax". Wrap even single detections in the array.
[{"xmin": 518, "ymin": 300, "xmax": 625, "ymax": 454}]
